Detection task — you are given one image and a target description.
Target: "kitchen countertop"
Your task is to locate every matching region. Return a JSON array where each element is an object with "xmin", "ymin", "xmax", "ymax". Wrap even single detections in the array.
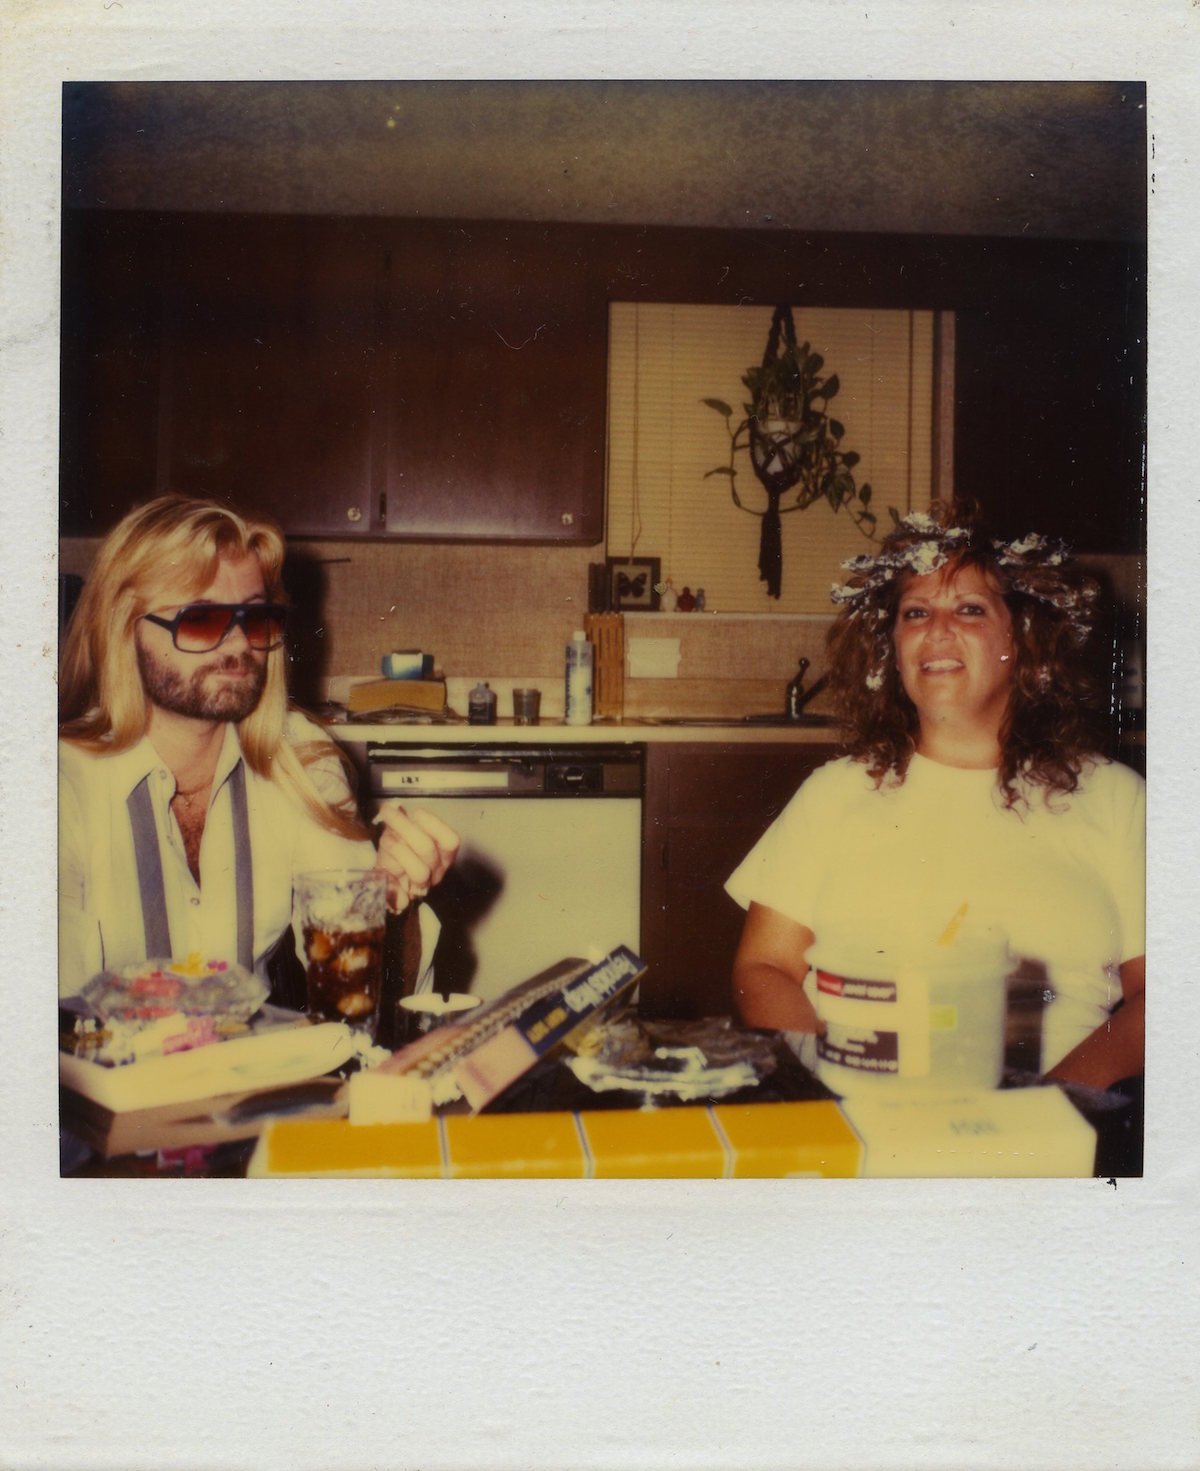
[{"xmin": 322, "ymin": 715, "xmax": 843, "ymax": 746}]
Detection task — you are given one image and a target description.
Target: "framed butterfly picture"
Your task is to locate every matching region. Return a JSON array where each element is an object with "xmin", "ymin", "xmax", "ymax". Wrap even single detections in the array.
[{"xmin": 605, "ymin": 556, "xmax": 661, "ymax": 612}]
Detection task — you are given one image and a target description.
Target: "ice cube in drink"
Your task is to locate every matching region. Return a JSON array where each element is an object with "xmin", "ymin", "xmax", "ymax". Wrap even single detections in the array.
[
  {"xmin": 295, "ymin": 869, "xmax": 388, "ymax": 1039},
  {"xmin": 302, "ymin": 923, "xmax": 386, "ymax": 1029}
]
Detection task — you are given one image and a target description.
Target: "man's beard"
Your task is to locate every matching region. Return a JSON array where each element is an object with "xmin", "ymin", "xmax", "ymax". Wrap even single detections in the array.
[{"xmin": 136, "ymin": 641, "xmax": 269, "ymax": 723}]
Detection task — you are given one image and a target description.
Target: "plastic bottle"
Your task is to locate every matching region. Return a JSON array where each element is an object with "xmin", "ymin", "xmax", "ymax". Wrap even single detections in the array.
[
  {"xmin": 564, "ymin": 630, "xmax": 594, "ymax": 726},
  {"xmin": 468, "ymin": 681, "xmax": 497, "ymax": 725}
]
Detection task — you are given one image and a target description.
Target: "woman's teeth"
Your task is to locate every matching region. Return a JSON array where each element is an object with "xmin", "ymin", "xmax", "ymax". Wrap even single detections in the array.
[{"xmin": 922, "ymin": 659, "xmax": 963, "ymax": 671}]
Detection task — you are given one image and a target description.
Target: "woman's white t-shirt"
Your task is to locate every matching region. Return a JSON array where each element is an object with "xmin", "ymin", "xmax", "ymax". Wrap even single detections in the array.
[{"xmin": 725, "ymin": 752, "xmax": 1145, "ymax": 1072}]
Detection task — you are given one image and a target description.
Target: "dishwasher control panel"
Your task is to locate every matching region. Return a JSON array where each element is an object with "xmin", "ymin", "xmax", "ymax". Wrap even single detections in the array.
[
  {"xmin": 546, "ymin": 760, "xmax": 601, "ymax": 793},
  {"xmin": 363, "ymin": 744, "xmax": 643, "ymax": 799}
]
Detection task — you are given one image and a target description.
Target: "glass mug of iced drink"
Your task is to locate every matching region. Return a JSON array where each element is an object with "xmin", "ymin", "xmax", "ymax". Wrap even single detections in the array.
[{"xmin": 295, "ymin": 869, "xmax": 388, "ymax": 1038}]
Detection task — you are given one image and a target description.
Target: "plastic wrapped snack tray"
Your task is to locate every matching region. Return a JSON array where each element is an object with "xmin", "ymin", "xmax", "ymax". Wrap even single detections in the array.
[
  {"xmin": 60, "ymin": 958, "xmax": 357, "ymax": 1111},
  {"xmin": 79, "ymin": 954, "xmax": 269, "ymax": 1023},
  {"xmin": 60, "ymin": 1013, "xmax": 358, "ymax": 1112}
]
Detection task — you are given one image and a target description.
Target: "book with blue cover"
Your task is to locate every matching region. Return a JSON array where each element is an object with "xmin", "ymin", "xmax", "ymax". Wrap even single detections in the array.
[{"xmin": 385, "ymin": 945, "xmax": 647, "ymax": 1111}]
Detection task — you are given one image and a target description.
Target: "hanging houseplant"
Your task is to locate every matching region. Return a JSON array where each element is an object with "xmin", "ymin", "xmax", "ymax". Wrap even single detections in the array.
[{"xmin": 702, "ymin": 304, "xmax": 878, "ymax": 598}]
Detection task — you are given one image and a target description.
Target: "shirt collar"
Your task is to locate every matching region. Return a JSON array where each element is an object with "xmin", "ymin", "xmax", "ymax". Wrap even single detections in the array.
[
  {"xmin": 212, "ymin": 722, "xmax": 246, "ymax": 788},
  {"xmin": 106, "ymin": 723, "xmax": 246, "ymax": 801}
]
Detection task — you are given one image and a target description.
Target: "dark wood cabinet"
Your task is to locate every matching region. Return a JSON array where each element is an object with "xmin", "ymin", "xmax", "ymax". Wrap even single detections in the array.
[
  {"xmin": 59, "ymin": 211, "xmax": 608, "ymax": 543},
  {"xmin": 59, "ymin": 211, "xmax": 385, "ymax": 538},
  {"xmin": 638, "ymin": 742, "xmax": 838, "ymax": 1019},
  {"xmin": 952, "ymin": 242, "xmax": 1146, "ymax": 553},
  {"xmin": 158, "ymin": 215, "xmax": 383, "ymax": 537},
  {"xmin": 378, "ymin": 222, "xmax": 607, "ymax": 541},
  {"xmin": 60, "ymin": 212, "xmax": 1145, "ymax": 555},
  {"xmin": 59, "ymin": 213, "xmax": 164, "ymax": 533}
]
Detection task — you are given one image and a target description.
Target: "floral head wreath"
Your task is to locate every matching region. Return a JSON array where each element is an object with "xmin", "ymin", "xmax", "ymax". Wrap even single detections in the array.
[{"xmin": 830, "ymin": 510, "xmax": 1098, "ymax": 649}]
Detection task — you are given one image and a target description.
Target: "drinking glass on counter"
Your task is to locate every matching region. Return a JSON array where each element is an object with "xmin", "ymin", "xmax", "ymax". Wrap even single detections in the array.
[
  {"xmin": 512, "ymin": 687, "xmax": 541, "ymax": 725},
  {"xmin": 295, "ymin": 869, "xmax": 388, "ymax": 1038}
]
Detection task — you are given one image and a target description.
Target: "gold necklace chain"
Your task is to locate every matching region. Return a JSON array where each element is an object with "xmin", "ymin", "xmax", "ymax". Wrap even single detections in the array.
[{"xmin": 172, "ymin": 780, "xmax": 212, "ymax": 806}]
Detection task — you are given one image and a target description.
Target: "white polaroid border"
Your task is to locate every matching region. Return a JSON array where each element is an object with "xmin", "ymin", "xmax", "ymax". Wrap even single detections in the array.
[{"xmin": 3, "ymin": 6, "xmax": 1198, "ymax": 1469}]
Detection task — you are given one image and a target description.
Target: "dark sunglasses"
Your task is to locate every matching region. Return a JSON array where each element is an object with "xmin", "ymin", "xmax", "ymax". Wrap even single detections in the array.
[{"xmin": 140, "ymin": 602, "xmax": 289, "ymax": 652}]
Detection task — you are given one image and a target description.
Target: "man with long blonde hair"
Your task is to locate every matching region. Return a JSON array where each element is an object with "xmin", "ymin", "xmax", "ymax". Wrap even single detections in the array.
[{"xmin": 59, "ymin": 494, "xmax": 458, "ymax": 999}]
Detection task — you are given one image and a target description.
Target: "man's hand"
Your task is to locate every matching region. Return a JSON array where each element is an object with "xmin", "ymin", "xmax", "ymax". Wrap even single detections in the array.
[{"xmin": 374, "ymin": 803, "xmax": 460, "ymax": 911}]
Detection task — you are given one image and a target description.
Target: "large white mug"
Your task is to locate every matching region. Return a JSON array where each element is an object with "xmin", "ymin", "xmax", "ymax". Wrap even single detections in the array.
[{"xmin": 808, "ymin": 934, "xmax": 1012, "ymax": 1099}]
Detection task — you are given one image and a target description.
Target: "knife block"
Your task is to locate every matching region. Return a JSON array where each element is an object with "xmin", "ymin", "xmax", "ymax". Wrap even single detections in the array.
[{"xmin": 584, "ymin": 612, "xmax": 625, "ymax": 717}]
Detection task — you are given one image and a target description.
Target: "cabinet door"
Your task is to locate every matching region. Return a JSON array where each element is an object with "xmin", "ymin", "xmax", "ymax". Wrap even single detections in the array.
[
  {"xmin": 159, "ymin": 215, "xmax": 383, "ymax": 537},
  {"xmin": 379, "ymin": 221, "xmax": 607, "ymax": 542},
  {"xmin": 639, "ymin": 743, "xmax": 837, "ymax": 1019},
  {"xmin": 59, "ymin": 212, "xmax": 164, "ymax": 535},
  {"xmin": 954, "ymin": 243, "xmax": 1146, "ymax": 554}
]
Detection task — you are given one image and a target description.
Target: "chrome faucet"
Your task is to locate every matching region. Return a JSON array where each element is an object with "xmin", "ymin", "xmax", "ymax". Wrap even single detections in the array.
[{"xmin": 786, "ymin": 657, "xmax": 829, "ymax": 720}]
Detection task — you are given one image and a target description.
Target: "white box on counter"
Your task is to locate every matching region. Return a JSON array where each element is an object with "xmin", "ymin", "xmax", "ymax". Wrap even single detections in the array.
[{"xmin": 838, "ymin": 1085, "xmax": 1097, "ymax": 1177}]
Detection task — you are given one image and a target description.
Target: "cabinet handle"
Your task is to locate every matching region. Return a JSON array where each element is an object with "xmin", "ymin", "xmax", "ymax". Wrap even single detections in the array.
[
  {"xmin": 346, "ymin": 506, "xmax": 362, "ymax": 523},
  {"xmin": 379, "ymin": 491, "xmax": 387, "ymax": 524}
]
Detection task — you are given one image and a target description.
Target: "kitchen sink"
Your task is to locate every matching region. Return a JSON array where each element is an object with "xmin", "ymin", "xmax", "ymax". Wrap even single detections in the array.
[
  {"xmin": 741, "ymin": 712, "xmax": 837, "ymax": 727},
  {"xmin": 630, "ymin": 712, "xmax": 838, "ymax": 728}
]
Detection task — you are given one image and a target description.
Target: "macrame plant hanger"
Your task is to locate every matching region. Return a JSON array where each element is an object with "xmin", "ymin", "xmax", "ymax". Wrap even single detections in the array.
[{"xmin": 748, "ymin": 304, "xmax": 807, "ymax": 599}]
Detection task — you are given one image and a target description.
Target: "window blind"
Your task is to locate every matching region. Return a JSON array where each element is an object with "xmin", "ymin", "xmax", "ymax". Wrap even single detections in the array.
[{"xmin": 606, "ymin": 303, "xmax": 936, "ymax": 614}]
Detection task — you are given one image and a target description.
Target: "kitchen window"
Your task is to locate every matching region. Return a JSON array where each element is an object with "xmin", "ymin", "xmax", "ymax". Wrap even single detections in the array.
[{"xmin": 605, "ymin": 303, "xmax": 945, "ymax": 614}]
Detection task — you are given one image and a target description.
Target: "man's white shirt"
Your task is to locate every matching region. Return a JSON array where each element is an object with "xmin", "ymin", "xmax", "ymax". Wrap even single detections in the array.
[{"xmin": 59, "ymin": 711, "xmax": 437, "ymax": 996}]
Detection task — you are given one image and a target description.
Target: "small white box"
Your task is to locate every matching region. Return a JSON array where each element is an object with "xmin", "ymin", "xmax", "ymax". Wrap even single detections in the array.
[
  {"xmin": 347, "ymin": 1069, "xmax": 433, "ymax": 1124},
  {"xmin": 839, "ymin": 1086, "xmax": 1097, "ymax": 1177},
  {"xmin": 627, "ymin": 637, "xmax": 681, "ymax": 679}
]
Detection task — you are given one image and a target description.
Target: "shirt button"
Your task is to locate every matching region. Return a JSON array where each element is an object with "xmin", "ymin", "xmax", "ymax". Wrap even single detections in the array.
[{"xmin": 190, "ymin": 897, "xmax": 201, "ymax": 907}]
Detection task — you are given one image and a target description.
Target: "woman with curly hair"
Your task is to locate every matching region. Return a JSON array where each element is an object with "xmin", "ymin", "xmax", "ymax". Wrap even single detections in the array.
[{"xmin": 725, "ymin": 502, "xmax": 1144, "ymax": 1089}]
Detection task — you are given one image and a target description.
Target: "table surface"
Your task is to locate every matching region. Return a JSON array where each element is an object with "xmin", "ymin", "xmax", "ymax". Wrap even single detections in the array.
[{"xmin": 60, "ymin": 1030, "xmax": 1143, "ymax": 1179}]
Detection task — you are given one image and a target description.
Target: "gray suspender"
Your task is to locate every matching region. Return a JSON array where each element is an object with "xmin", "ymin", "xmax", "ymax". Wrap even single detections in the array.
[
  {"xmin": 126, "ymin": 760, "xmax": 254, "ymax": 969},
  {"xmin": 126, "ymin": 776, "xmax": 171, "ymax": 959},
  {"xmin": 227, "ymin": 761, "xmax": 254, "ymax": 970}
]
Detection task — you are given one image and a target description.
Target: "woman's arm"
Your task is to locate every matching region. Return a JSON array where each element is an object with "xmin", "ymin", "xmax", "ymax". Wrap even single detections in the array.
[
  {"xmin": 732, "ymin": 901, "xmax": 820, "ymax": 1031},
  {"xmin": 1045, "ymin": 955, "xmax": 1145, "ymax": 1089}
]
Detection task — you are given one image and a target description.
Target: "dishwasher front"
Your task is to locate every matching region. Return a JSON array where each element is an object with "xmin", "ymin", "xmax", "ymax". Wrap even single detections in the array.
[{"xmin": 364, "ymin": 743, "xmax": 644, "ymax": 1003}]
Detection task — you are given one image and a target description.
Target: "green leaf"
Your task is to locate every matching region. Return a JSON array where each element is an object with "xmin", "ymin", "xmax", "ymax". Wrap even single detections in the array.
[
  {"xmin": 888, "ymin": 505, "xmax": 902, "ymax": 527},
  {"xmin": 806, "ymin": 352, "xmax": 824, "ymax": 376},
  {"xmin": 841, "ymin": 450, "xmax": 860, "ymax": 468},
  {"xmin": 829, "ymin": 419, "xmax": 845, "ymax": 440},
  {"xmin": 859, "ymin": 483, "xmax": 872, "ymax": 505},
  {"xmin": 701, "ymin": 397, "xmax": 733, "ymax": 418},
  {"xmin": 820, "ymin": 374, "xmax": 840, "ymax": 400}
]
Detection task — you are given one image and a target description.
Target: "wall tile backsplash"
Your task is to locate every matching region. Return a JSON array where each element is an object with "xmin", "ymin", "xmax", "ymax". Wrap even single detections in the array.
[{"xmin": 59, "ymin": 535, "xmax": 1141, "ymax": 717}]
